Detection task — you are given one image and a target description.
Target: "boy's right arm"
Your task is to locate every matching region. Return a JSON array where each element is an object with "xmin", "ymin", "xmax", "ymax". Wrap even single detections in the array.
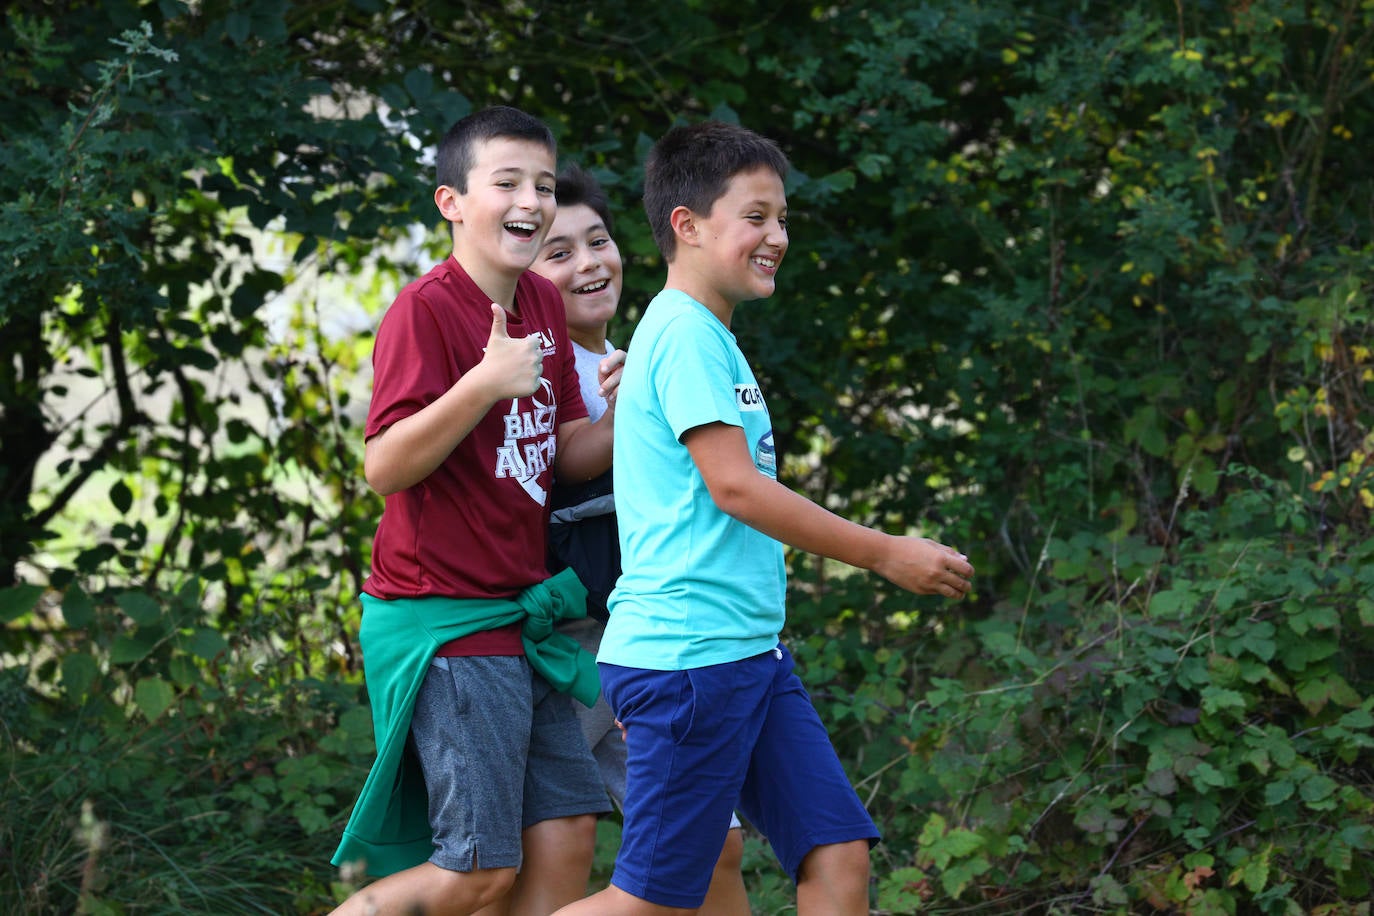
[
  {"xmin": 365, "ymin": 305, "xmax": 545, "ymax": 496},
  {"xmin": 683, "ymin": 421, "xmax": 974, "ymax": 599}
]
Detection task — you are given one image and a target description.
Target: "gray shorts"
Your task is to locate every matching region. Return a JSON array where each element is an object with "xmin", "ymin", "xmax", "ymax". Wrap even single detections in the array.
[{"xmin": 408, "ymin": 654, "xmax": 612, "ymax": 872}]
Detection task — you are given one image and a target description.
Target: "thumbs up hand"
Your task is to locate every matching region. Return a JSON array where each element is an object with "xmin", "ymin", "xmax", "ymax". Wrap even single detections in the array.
[{"xmin": 478, "ymin": 303, "xmax": 543, "ymax": 398}]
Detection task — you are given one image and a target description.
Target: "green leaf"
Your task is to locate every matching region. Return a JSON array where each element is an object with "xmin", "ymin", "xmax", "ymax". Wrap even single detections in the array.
[
  {"xmin": 109, "ymin": 479, "xmax": 133, "ymax": 513},
  {"xmin": 0, "ymin": 584, "xmax": 44, "ymax": 623},
  {"xmin": 1191, "ymin": 761, "xmax": 1227, "ymax": 788},
  {"xmin": 61, "ymin": 652, "xmax": 99, "ymax": 699},
  {"xmin": 110, "ymin": 630, "xmax": 160, "ymax": 665},
  {"xmin": 226, "ymin": 12, "xmax": 251, "ymax": 45},
  {"xmin": 1200, "ymin": 686, "xmax": 1245, "ymax": 716},
  {"xmin": 403, "ymin": 67, "xmax": 433, "ymax": 103},
  {"xmin": 116, "ymin": 590, "xmax": 162, "ymax": 626},
  {"xmin": 1263, "ymin": 779, "xmax": 1294, "ymax": 805},
  {"xmin": 180, "ymin": 626, "xmax": 228, "ymax": 661},
  {"xmin": 939, "ymin": 855, "xmax": 992, "ymax": 899},
  {"xmin": 819, "ymin": 169, "xmax": 857, "ymax": 192},
  {"xmin": 62, "ymin": 586, "xmax": 96, "ymax": 628},
  {"xmin": 1125, "ymin": 404, "xmax": 1168, "ymax": 456},
  {"xmin": 1148, "ymin": 587, "xmax": 1192, "ymax": 618},
  {"xmin": 1145, "ymin": 767, "xmax": 1177, "ymax": 795},
  {"xmin": 1299, "ymin": 773, "xmax": 1338, "ymax": 806},
  {"xmin": 134, "ymin": 676, "xmax": 175, "ymax": 721},
  {"xmin": 1236, "ymin": 845, "xmax": 1271, "ymax": 894}
]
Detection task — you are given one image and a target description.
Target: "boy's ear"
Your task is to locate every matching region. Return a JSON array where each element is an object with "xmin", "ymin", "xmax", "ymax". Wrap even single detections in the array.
[
  {"xmin": 669, "ymin": 206, "xmax": 699, "ymax": 248},
  {"xmin": 435, "ymin": 185, "xmax": 462, "ymax": 223}
]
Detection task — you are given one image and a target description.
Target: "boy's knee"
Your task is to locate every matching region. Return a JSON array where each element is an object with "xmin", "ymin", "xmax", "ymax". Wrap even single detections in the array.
[
  {"xmin": 525, "ymin": 813, "xmax": 598, "ymax": 866},
  {"xmin": 796, "ymin": 839, "xmax": 870, "ymax": 886},
  {"xmin": 433, "ymin": 865, "xmax": 517, "ymax": 911}
]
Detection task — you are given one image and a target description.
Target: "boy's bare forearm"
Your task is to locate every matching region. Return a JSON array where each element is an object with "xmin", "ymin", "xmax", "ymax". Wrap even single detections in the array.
[
  {"xmin": 554, "ymin": 412, "xmax": 614, "ymax": 483},
  {"xmin": 685, "ymin": 422, "xmax": 973, "ymax": 598},
  {"xmin": 364, "ymin": 373, "xmax": 501, "ymax": 495}
]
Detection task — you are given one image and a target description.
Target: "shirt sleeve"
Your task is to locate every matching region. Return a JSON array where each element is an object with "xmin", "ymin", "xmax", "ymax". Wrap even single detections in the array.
[
  {"xmin": 650, "ymin": 312, "xmax": 742, "ymax": 442},
  {"xmin": 365, "ymin": 293, "xmax": 453, "ymax": 439}
]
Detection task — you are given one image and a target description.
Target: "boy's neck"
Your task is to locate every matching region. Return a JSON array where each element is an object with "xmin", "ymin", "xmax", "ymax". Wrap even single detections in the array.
[
  {"xmin": 451, "ymin": 248, "xmax": 522, "ymax": 314},
  {"xmin": 664, "ymin": 263, "xmax": 735, "ymax": 329},
  {"xmin": 569, "ymin": 328, "xmax": 608, "ymax": 354}
]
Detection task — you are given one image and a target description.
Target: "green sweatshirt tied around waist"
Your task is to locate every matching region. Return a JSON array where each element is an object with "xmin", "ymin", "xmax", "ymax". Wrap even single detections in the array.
[{"xmin": 331, "ymin": 567, "xmax": 597, "ymax": 877}]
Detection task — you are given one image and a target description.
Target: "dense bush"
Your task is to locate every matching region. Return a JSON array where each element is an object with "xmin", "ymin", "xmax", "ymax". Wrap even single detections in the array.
[{"xmin": 788, "ymin": 472, "xmax": 1374, "ymax": 912}]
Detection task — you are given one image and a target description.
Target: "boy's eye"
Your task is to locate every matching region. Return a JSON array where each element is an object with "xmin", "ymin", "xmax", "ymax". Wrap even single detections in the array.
[
  {"xmin": 590, "ymin": 236, "xmax": 610, "ymax": 248},
  {"xmin": 538, "ymin": 184, "xmax": 555, "ymax": 195}
]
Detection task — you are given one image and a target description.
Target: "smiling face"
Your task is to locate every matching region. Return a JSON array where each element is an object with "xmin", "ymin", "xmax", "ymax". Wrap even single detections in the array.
[
  {"xmin": 436, "ymin": 136, "xmax": 557, "ymax": 292},
  {"xmin": 683, "ymin": 166, "xmax": 788, "ymax": 316},
  {"xmin": 532, "ymin": 203, "xmax": 622, "ymax": 351}
]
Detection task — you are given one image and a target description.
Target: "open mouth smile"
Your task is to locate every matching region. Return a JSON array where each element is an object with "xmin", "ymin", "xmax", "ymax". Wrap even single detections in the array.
[
  {"xmin": 505, "ymin": 220, "xmax": 538, "ymax": 239},
  {"xmin": 573, "ymin": 279, "xmax": 610, "ymax": 294}
]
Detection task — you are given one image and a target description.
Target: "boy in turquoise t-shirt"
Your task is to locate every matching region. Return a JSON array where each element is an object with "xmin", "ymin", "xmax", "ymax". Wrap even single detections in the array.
[
  {"xmin": 533, "ymin": 164, "xmax": 750, "ymax": 916},
  {"xmin": 554, "ymin": 122, "xmax": 975, "ymax": 916}
]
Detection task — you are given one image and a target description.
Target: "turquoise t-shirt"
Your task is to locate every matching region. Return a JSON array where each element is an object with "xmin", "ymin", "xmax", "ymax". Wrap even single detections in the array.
[{"xmin": 598, "ymin": 289, "xmax": 786, "ymax": 670}]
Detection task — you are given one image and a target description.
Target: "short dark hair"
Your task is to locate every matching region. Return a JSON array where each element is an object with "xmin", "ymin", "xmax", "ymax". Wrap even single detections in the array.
[
  {"xmin": 436, "ymin": 106, "xmax": 556, "ymax": 193},
  {"xmin": 554, "ymin": 164, "xmax": 614, "ymax": 235},
  {"xmin": 642, "ymin": 121, "xmax": 789, "ymax": 261}
]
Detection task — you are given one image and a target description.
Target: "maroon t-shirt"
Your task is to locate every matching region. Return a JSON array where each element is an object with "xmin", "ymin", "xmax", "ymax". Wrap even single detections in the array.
[{"xmin": 363, "ymin": 256, "xmax": 587, "ymax": 607}]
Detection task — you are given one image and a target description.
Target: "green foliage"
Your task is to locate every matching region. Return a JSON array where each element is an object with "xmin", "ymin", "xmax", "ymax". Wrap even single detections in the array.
[
  {"xmin": 0, "ymin": 581, "xmax": 376, "ymax": 914},
  {"xmin": 2, "ymin": 0, "xmax": 1373, "ymax": 912},
  {"xmin": 790, "ymin": 473, "xmax": 1374, "ymax": 911}
]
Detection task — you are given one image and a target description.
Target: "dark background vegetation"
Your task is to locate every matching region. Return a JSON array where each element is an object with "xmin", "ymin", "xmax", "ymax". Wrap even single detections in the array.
[{"xmin": 2, "ymin": 0, "xmax": 1371, "ymax": 912}]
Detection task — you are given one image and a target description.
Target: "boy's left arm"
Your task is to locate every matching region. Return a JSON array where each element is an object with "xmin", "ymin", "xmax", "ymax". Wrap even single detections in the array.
[
  {"xmin": 554, "ymin": 348, "xmax": 626, "ymax": 482},
  {"xmin": 684, "ymin": 421, "xmax": 974, "ymax": 599}
]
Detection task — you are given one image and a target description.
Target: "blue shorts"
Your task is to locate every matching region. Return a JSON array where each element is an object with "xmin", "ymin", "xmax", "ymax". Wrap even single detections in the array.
[
  {"xmin": 563, "ymin": 620, "xmax": 741, "ymax": 828},
  {"xmin": 408, "ymin": 655, "xmax": 612, "ymax": 872},
  {"xmin": 600, "ymin": 644, "xmax": 879, "ymax": 908}
]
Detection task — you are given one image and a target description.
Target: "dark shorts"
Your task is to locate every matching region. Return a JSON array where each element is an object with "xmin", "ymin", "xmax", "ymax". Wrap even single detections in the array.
[
  {"xmin": 407, "ymin": 655, "xmax": 612, "ymax": 871},
  {"xmin": 600, "ymin": 644, "xmax": 879, "ymax": 908}
]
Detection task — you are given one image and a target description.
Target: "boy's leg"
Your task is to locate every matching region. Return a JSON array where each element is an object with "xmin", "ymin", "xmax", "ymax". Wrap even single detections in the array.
[
  {"xmin": 502, "ymin": 670, "xmax": 612, "ymax": 915},
  {"xmin": 552, "ymin": 884, "xmax": 695, "ymax": 916},
  {"xmin": 737, "ymin": 645, "xmax": 879, "ymax": 915},
  {"xmin": 795, "ymin": 840, "xmax": 871, "ymax": 916},
  {"xmin": 496, "ymin": 815, "xmax": 598, "ymax": 916},
  {"xmin": 699, "ymin": 826, "xmax": 749, "ymax": 916},
  {"xmin": 331, "ymin": 861, "xmax": 515, "ymax": 916},
  {"xmin": 332, "ymin": 656, "xmax": 534, "ymax": 916}
]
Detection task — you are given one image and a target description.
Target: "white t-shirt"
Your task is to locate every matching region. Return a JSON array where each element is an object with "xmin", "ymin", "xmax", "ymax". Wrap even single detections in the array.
[{"xmin": 572, "ymin": 339, "xmax": 613, "ymax": 424}]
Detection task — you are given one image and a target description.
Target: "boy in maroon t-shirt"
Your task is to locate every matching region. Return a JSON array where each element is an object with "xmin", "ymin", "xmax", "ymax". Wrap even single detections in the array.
[{"xmin": 330, "ymin": 106, "xmax": 623, "ymax": 916}]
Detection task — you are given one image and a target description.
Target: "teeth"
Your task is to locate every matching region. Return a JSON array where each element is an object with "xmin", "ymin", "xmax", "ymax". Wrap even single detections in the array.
[
  {"xmin": 574, "ymin": 280, "xmax": 609, "ymax": 294},
  {"xmin": 505, "ymin": 221, "xmax": 537, "ymax": 232},
  {"xmin": 752, "ymin": 256, "xmax": 777, "ymax": 268}
]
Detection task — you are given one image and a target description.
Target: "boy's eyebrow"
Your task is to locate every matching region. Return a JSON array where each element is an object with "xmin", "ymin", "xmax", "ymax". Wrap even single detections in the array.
[
  {"xmin": 540, "ymin": 222, "xmax": 610, "ymax": 249},
  {"xmin": 489, "ymin": 166, "xmax": 558, "ymax": 182}
]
